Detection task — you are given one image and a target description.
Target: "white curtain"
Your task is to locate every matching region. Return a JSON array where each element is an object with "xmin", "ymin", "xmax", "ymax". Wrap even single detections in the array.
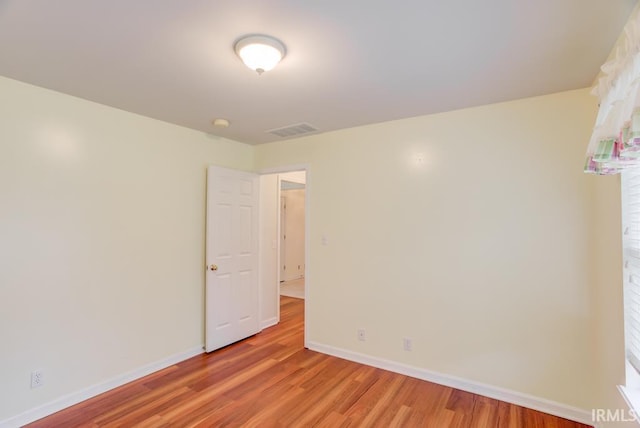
[{"xmin": 585, "ymin": 10, "xmax": 640, "ymax": 175}]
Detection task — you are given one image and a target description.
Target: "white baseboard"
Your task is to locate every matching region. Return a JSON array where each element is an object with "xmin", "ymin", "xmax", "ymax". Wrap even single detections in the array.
[
  {"xmin": 261, "ymin": 317, "xmax": 278, "ymax": 330},
  {"xmin": 307, "ymin": 341, "xmax": 592, "ymax": 426},
  {"xmin": 0, "ymin": 345, "xmax": 204, "ymax": 428},
  {"xmin": 2, "ymin": 341, "xmax": 593, "ymax": 427}
]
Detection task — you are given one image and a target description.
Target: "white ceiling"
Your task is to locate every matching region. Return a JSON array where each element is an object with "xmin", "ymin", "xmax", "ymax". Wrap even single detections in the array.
[{"xmin": 0, "ymin": 1, "xmax": 635, "ymax": 144}]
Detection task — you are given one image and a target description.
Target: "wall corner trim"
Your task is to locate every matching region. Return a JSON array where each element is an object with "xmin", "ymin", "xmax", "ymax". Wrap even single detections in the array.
[
  {"xmin": 306, "ymin": 341, "xmax": 592, "ymax": 425},
  {"xmin": 0, "ymin": 346, "xmax": 204, "ymax": 428}
]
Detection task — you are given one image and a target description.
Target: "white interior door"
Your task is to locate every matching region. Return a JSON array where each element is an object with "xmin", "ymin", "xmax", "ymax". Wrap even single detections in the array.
[{"xmin": 205, "ymin": 166, "xmax": 259, "ymax": 352}]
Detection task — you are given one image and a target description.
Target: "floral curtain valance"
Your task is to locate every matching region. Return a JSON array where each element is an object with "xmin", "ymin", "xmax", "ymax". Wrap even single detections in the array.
[{"xmin": 585, "ymin": 10, "xmax": 640, "ymax": 175}]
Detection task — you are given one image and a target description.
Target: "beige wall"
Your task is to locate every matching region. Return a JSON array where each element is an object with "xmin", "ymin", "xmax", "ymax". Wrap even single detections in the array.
[
  {"xmin": 0, "ymin": 76, "xmax": 253, "ymax": 421},
  {"xmin": 255, "ymin": 88, "xmax": 599, "ymax": 410}
]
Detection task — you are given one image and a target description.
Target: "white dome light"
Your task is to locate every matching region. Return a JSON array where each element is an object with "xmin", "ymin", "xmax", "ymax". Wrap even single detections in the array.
[{"xmin": 234, "ymin": 35, "xmax": 286, "ymax": 75}]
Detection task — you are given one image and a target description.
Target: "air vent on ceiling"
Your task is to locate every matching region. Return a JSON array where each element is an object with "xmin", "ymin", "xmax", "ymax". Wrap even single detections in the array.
[{"xmin": 266, "ymin": 122, "xmax": 318, "ymax": 138}]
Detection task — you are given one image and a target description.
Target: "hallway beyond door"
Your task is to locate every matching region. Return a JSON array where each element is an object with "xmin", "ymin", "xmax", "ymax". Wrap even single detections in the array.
[{"xmin": 280, "ymin": 278, "xmax": 304, "ymax": 299}]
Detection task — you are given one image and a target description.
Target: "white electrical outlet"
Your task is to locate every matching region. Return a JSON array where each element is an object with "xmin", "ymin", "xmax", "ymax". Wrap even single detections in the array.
[
  {"xmin": 31, "ymin": 370, "xmax": 44, "ymax": 389},
  {"xmin": 357, "ymin": 328, "xmax": 366, "ymax": 341},
  {"xmin": 403, "ymin": 337, "xmax": 413, "ymax": 352}
]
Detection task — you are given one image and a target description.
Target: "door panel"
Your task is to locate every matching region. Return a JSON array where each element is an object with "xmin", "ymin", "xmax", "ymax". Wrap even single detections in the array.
[
  {"xmin": 213, "ymin": 204, "xmax": 232, "ymax": 257},
  {"xmin": 206, "ymin": 166, "xmax": 260, "ymax": 352}
]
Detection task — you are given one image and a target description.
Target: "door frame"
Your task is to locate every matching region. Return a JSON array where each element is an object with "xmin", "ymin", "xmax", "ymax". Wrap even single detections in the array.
[{"xmin": 259, "ymin": 164, "xmax": 310, "ymax": 348}]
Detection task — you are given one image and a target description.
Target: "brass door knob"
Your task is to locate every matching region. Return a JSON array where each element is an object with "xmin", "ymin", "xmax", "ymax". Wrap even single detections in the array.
[{"xmin": 209, "ymin": 264, "xmax": 218, "ymax": 271}]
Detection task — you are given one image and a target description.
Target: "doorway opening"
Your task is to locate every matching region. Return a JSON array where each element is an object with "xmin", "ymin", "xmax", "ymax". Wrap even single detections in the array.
[
  {"xmin": 279, "ymin": 172, "xmax": 306, "ymax": 299},
  {"xmin": 258, "ymin": 167, "xmax": 308, "ymax": 346}
]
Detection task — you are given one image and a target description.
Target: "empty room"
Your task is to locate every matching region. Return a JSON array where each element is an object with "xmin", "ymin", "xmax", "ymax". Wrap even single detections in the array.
[{"xmin": 2, "ymin": 1, "xmax": 640, "ymax": 427}]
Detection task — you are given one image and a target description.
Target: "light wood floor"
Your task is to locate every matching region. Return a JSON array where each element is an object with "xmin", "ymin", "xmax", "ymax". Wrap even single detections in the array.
[
  {"xmin": 280, "ymin": 277, "xmax": 305, "ymax": 299},
  {"xmin": 27, "ymin": 297, "xmax": 591, "ymax": 427}
]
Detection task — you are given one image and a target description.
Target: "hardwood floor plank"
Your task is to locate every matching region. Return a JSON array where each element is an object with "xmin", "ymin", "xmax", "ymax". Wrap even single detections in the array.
[
  {"xmin": 131, "ymin": 415, "xmax": 171, "ymax": 428},
  {"xmin": 96, "ymin": 386, "xmax": 194, "ymax": 427},
  {"xmin": 25, "ymin": 297, "xmax": 593, "ymax": 428},
  {"xmin": 469, "ymin": 395, "xmax": 500, "ymax": 428},
  {"xmin": 332, "ymin": 367, "xmax": 380, "ymax": 415},
  {"xmin": 26, "ymin": 383, "xmax": 150, "ymax": 428},
  {"xmin": 357, "ymin": 375, "xmax": 406, "ymax": 427},
  {"xmin": 446, "ymin": 388, "xmax": 476, "ymax": 419},
  {"xmin": 314, "ymin": 410, "xmax": 350, "ymax": 428},
  {"xmin": 94, "ymin": 387, "xmax": 195, "ymax": 427}
]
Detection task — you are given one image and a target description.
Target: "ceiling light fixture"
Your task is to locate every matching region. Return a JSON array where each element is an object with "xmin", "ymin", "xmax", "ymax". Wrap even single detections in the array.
[
  {"xmin": 234, "ymin": 35, "xmax": 286, "ymax": 75},
  {"xmin": 212, "ymin": 118, "xmax": 230, "ymax": 128}
]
